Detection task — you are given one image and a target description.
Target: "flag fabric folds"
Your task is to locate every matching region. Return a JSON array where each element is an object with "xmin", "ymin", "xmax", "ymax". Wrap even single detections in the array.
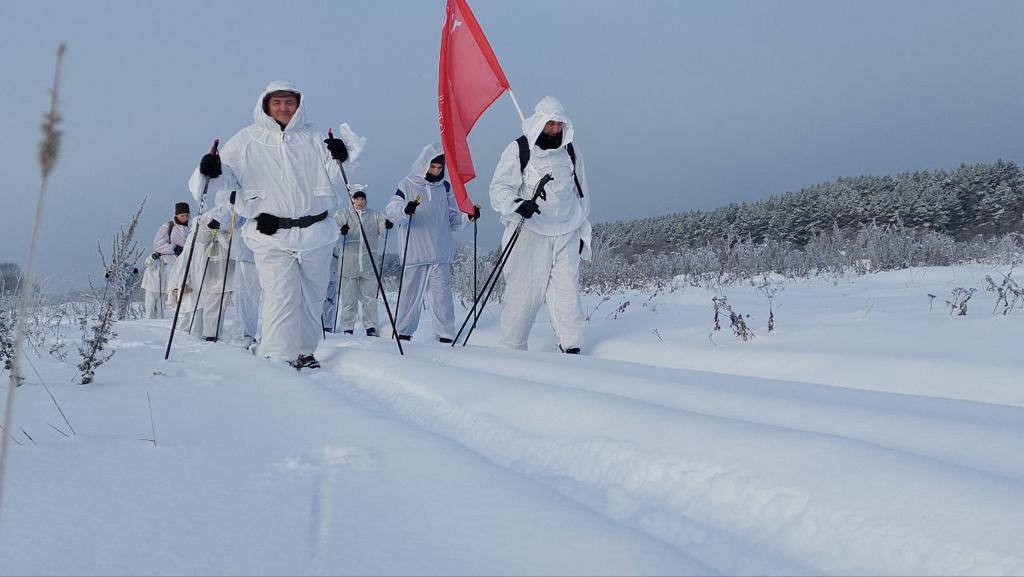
[{"xmin": 438, "ymin": 0, "xmax": 510, "ymax": 215}]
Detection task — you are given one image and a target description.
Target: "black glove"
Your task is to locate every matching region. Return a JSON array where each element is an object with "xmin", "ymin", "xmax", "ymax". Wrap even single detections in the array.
[
  {"xmin": 340, "ymin": 224, "xmax": 350, "ymax": 236},
  {"xmin": 468, "ymin": 205, "xmax": 481, "ymax": 222},
  {"xmin": 104, "ymin": 271, "xmax": 111, "ymax": 280},
  {"xmin": 229, "ymin": 190, "xmax": 236, "ymax": 205},
  {"xmin": 173, "ymin": 245, "xmax": 183, "ymax": 256},
  {"xmin": 256, "ymin": 213, "xmax": 280, "ymax": 236},
  {"xmin": 580, "ymin": 239, "xmax": 585, "ymax": 254},
  {"xmin": 151, "ymin": 252, "xmax": 161, "ymax": 261},
  {"xmin": 132, "ymin": 267, "xmax": 139, "ymax": 275},
  {"xmin": 404, "ymin": 199, "xmax": 419, "ymax": 215},
  {"xmin": 199, "ymin": 153, "xmax": 222, "ymax": 178},
  {"xmin": 208, "ymin": 219, "xmax": 221, "ymax": 230},
  {"xmin": 384, "ymin": 219, "xmax": 394, "ymax": 230},
  {"xmin": 513, "ymin": 198, "xmax": 541, "ymax": 219},
  {"xmin": 324, "ymin": 137, "xmax": 349, "ymax": 162}
]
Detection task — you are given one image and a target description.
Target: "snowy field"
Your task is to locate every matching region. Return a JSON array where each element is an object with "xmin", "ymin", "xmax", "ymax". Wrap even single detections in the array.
[{"xmin": 2, "ymin": 264, "xmax": 1023, "ymax": 576}]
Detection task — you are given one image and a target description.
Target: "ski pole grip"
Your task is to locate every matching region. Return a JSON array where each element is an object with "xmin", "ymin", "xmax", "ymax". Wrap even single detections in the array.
[
  {"xmin": 210, "ymin": 139, "xmax": 219, "ymax": 155},
  {"xmin": 533, "ymin": 173, "xmax": 554, "ymax": 201}
]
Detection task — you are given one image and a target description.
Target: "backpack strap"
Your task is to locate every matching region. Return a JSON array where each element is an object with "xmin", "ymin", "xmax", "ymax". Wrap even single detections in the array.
[
  {"xmin": 167, "ymin": 219, "xmax": 176, "ymax": 248},
  {"xmin": 516, "ymin": 136, "xmax": 530, "ymax": 172},
  {"xmin": 566, "ymin": 142, "xmax": 584, "ymax": 199},
  {"xmin": 443, "ymin": 181, "xmax": 451, "ymax": 193}
]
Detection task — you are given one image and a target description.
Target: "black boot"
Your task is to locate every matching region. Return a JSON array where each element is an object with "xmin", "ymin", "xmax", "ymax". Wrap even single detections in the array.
[
  {"xmin": 204, "ymin": 336, "xmax": 218, "ymax": 342},
  {"xmin": 438, "ymin": 337, "xmax": 453, "ymax": 344},
  {"xmin": 291, "ymin": 354, "xmax": 321, "ymax": 370},
  {"xmin": 559, "ymin": 344, "xmax": 581, "ymax": 354},
  {"xmin": 342, "ymin": 329, "xmax": 354, "ymax": 335},
  {"xmin": 398, "ymin": 334, "xmax": 412, "ymax": 341},
  {"xmin": 365, "ymin": 327, "xmax": 377, "ymax": 337}
]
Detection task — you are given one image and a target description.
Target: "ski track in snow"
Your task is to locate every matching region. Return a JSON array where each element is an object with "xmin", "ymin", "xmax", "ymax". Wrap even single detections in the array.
[
  {"xmin": 310, "ymin": 339, "xmax": 1024, "ymax": 576},
  {"xmin": 422, "ymin": 345, "xmax": 1024, "ymax": 482}
]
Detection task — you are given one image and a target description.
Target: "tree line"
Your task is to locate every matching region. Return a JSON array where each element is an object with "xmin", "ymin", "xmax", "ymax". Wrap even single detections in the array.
[{"xmin": 596, "ymin": 159, "xmax": 1024, "ymax": 258}]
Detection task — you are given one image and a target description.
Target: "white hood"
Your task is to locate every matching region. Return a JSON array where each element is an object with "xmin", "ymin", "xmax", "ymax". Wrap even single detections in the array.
[
  {"xmin": 253, "ymin": 80, "xmax": 309, "ymax": 132},
  {"xmin": 405, "ymin": 142, "xmax": 445, "ymax": 187},
  {"xmin": 522, "ymin": 96, "xmax": 574, "ymax": 150}
]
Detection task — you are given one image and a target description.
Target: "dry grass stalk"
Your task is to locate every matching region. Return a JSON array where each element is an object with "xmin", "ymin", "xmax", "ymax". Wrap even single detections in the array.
[{"xmin": 0, "ymin": 42, "xmax": 67, "ymax": 515}]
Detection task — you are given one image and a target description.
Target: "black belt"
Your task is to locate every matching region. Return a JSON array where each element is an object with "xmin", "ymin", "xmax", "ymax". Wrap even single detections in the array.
[
  {"xmin": 276, "ymin": 211, "xmax": 328, "ymax": 229},
  {"xmin": 256, "ymin": 211, "xmax": 328, "ymax": 235}
]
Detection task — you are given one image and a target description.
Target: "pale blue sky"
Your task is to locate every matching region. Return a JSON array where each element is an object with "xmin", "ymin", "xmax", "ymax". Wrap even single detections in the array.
[{"xmin": 3, "ymin": 0, "xmax": 1024, "ymax": 287}]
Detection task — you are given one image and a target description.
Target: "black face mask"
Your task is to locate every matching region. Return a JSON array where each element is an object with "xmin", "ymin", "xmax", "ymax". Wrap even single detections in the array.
[
  {"xmin": 535, "ymin": 131, "xmax": 563, "ymax": 150},
  {"xmin": 425, "ymin": 168, "xmax": 445, "ymax": 182}
]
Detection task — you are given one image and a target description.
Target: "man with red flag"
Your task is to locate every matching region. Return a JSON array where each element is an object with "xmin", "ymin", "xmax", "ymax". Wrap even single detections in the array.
[
  {"xmin": 488, "ymin": 96, "xmax": 593, "ymax": 354},
  {"xmin": 386, "ymin": 145, "xmax": 479, "ymax": 343}
]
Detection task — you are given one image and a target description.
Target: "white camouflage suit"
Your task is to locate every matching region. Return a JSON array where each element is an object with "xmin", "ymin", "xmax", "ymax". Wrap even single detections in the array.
[
  {"xmin": 385, "ymin": 143, "xmax": 471, "ymax": 341},
  {"xmin": 196, "ymin": 192, "xmax": 261, "ymax": 344},
  {"xmin": 488, "ymin": 97, "xmax": 592, "ymax": 351},
  {"xmin": 325, "ymin": 201, "xmax": 388, "ymax": 334},
  {"xmin": 193, "ymin": 209, "xmax": 235, "ymax": 339},
  {"xmin": 141, "ymin": 218, "xmax": 188, "ymax": 319},
  {"xmin": 188, "ymin": 81, "xmax": 347, "ymax": 362},
  {"xmin": 166, "ymin": 224, "xmax": 203, "ymax": 335}
]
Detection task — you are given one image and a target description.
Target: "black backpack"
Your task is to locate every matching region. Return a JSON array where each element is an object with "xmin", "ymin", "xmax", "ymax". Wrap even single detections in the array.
[{"xmin": 515, "ymin": 135, "xmax": 584, "ymax": 198}]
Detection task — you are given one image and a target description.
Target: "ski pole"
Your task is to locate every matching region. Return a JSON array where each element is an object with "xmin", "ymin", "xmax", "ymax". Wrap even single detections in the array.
[
  {"xmin": 327, "ymin": 129, "xmax": 404, "ymax": 355},
  {"xmin": 157, "ymin": 258, "xmax": 164, "ymax": 318},
  {"xmin": 472, "ymin": 214, "xmax": 479, "ymax": 326},
  {"xmin": 333, "ymin": 225, "xmax": 347, "ymax": 332},
  {"xmin": 375, "ymin": 227, "xmax": 390, "ymax": 300},
  {"xmin": 394, "ymin": 195, "xmax": 420, "ymax": 337},
  {"xmin": 165, "ymin": 139, "xmax": 217, "ymax": 359},
  {"xmin": 456, "ymin": 225, "xmax": 522, "ymax": 347},
  {"xmin": 454, "ymin": 174, "xmax": 552, "ymax": 347},
  {"xmin": 213, "ymin": 204, "xmax": 237, "ymax": 341},
  {"xmin": 451, "ymin": 220, "xmax": 517, "ymax": 346}
]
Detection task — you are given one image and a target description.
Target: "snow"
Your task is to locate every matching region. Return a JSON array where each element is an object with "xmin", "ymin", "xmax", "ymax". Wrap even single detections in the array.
[{"xmin": 2, "ymin": 264, "xmax": 1023, "ymax": 575}]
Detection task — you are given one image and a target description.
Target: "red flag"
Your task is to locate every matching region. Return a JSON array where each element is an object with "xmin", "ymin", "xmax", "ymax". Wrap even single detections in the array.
[{"xmin": 439, "ymin": 0, "xmax": 510, "ymax": 215}]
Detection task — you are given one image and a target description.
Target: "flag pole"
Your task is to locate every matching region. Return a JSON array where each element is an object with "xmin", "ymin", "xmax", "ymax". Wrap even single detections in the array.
[{"xmin": 507, "ymin": 89, "xmax": 525, "ymax": 123}]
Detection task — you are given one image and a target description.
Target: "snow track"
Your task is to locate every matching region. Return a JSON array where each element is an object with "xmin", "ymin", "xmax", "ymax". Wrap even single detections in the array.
[
  {"xmin": 315, "ymin": 340, "xmax": 1024, "ymax": 576},
  {"xmin": 428, "ymin": 345, "xmax": 1024, "ymax": 482}
]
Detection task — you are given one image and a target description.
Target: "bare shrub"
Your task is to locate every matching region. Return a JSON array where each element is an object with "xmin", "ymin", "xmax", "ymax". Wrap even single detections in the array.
[
  {"xmin": 984, "ymin": 268, "xmax": 1023, "ymax": 315},
  {"xmin": 946, "ymin": 287, "xmax": 977, "ymax": 316},
  {"xmin": 711, "ymin": 296, "xmax": 755, "ymax": 341},
  {"xmin": 77, "ymin": 200, "xmax": 146, "ymax": 385}
]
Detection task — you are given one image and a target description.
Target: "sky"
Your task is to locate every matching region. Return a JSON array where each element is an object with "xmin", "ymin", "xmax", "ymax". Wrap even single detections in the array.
[{"xmin": 2, "ymin": 0, "xmax": 1024, "ymax": 288}]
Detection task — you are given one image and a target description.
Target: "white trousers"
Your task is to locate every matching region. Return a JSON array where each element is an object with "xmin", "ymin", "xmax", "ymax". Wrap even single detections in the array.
[
  {"xmin": 500, "ymin": 227, "xmax": 584, "ymax": 351},
  {"xmin": 322, "ymin": 243, "xmax": 343, "ymax": 332},
  {"xmin": 145, "ymin": 290, "xmax": 164, "ymax": 319},
  {"xmin": 171, "ymin": 287, "xmax": 202, "ymax": 336},
  {"xmin": 234, "ymin": 261, "xmax": 261, "ymax": 340},
  {"xmin": 253, "ymin": 242, "xmax": 334, "ymax": 361},
  {"xmin": 198, "ymin": 287, "xmax": 229, "ymax": 339},
  {"xmin": 396, "ymin": 263, "xmax": 455, "ymax": 340},
  {"xmin": 339, "ymin": 273, "xmax": 379, "ymax": 332}
]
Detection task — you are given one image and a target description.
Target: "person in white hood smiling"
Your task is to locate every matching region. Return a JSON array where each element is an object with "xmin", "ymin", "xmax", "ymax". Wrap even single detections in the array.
[
  {"xmin": 488, "ymin": 96, "xmax": 592, "ymax": 353},
  {"xmin": 385, "ymin": 144, "xmax": 478, "ymax": 342},
  {"xmin": 189, "ymin": 81, "xmax": 350, "ymax": 369}
]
